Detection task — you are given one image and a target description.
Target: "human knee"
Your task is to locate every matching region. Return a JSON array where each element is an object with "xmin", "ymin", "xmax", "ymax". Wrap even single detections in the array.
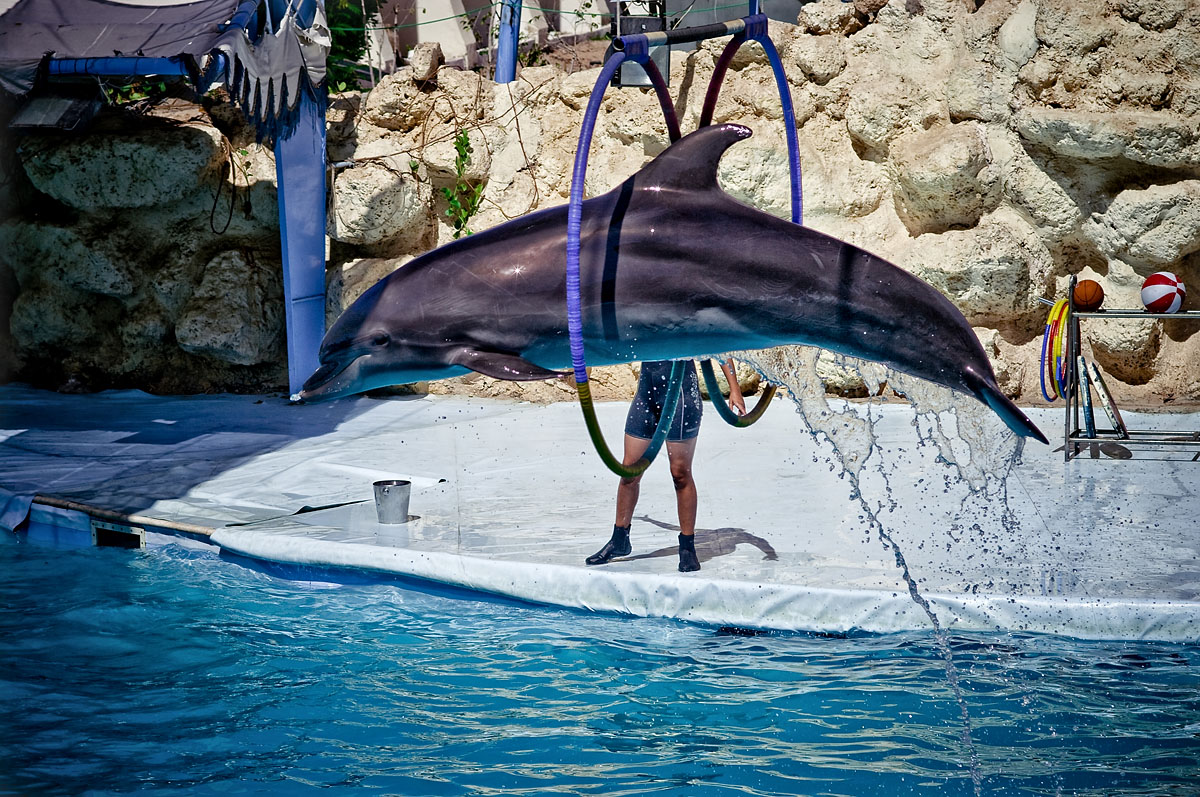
[{"xmin": 670, "ymin": 464, "xmax": 693, "ymax": 490}]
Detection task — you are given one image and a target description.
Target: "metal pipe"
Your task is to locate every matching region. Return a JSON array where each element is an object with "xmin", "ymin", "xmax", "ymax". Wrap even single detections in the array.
[
  {"xmin": 614, "ymin": 17, "xmax": 746, "ymax": 50},
  {"xmin": 494, "ymin": 0, "xmax": 522, "ymax": 84},
  {"xmin": 47, "ymin": 57, "xmax": 190, "ymax": 78},
  {"xmin": 221, "ymin": 0, "xmax": 262, "ymax": 32},
  {"xmin": 34, "ymin": 494, "xmax": 216, "ymax": 539},
  {"xmin": 1074, "ymin": 310, "xmax": 1200, "ymax": 319}
]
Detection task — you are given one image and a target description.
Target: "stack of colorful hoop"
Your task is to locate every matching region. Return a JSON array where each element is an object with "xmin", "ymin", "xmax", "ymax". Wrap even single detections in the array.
[{"xmin": 1040, "ymin": 299, "xmax": 1071, "ymax": 401}]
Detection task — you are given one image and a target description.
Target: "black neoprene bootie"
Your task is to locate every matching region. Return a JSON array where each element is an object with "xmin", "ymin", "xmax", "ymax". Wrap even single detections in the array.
[
  {"xmin": 586, "ymin": 525, "xmax": 631, "ymax": 565},
  {"xmin": 678, "ymin": 533, "xmax": 700, "ymax": 572}
]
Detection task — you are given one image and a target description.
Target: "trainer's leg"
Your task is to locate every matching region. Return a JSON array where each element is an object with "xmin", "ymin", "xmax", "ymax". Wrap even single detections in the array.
[
  {"xmin": 586, "ymin": 435, "xmax": 651, "ymax": 566},
  {"xmin": 667, "ymin": 438, "xmax": 700, "ymax": 572},
  {"xmin": 615, "ymin": 434, "xmax": 651, "ymax": 528}
]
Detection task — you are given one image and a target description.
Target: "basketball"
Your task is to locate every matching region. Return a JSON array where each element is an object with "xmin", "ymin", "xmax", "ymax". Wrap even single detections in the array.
[
  {"xmin": 1073, "ymin": 279, "xmax": 1104, "ymax": 312},
  {"xmin": 1140, "ymin": 272, "xmax": 1187, "ymax": 313}
]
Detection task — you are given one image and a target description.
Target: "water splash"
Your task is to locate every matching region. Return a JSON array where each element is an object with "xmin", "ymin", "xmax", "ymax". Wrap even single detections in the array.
[{"xmin": 739, "ymin": 345, "xmax": 1029, "ymax": 797}]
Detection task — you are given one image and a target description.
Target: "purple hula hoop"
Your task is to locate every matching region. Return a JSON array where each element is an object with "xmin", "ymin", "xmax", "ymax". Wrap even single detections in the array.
[
  {"xmin": 699, "ymin": 17, "xmax": 802, "ymax": 225},
  {"xmin": 565, "ymin": 48, "xmax": 681, "ymax": 384}
]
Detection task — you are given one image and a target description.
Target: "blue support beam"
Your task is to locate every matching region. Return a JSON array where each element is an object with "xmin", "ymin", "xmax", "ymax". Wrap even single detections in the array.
[
  {"xmin": 275, "ymin": 89, "xmax": 328, "ymax": 397},
  {"xmin": 494, "ymin": 0, "xmax": 521, "ymax": 84},
  {"xmin": 47, "ymin": 57, "xmax": 190, "ymax": 78}
]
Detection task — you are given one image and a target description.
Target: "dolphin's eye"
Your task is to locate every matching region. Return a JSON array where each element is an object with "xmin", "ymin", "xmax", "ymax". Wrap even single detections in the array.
[{"xmin": 371, "ymin": 332, "xmax": 390, "ymax": 347}]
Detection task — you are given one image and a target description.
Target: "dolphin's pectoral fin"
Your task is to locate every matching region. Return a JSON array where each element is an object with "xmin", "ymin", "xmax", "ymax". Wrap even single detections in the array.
[{"xmin": 451, "ymin": 348, "xmax": 568, "ymax": 381}]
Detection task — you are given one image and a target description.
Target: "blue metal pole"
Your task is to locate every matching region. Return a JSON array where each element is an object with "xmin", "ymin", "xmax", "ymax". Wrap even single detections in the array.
[
  {"xmin": 47, "ymin": 57, "xmax": 190, "ymax": 77},
  {"xmin": 494, "ymin": 0, "xmax": 522, "ymax": 83},
  {"xmin": 220, "ymin": 0, "xmax": 262, "ymax": 32},
  {"xmin": 276, "ymin": 89, "xmax": 328, "ymax": 397}
]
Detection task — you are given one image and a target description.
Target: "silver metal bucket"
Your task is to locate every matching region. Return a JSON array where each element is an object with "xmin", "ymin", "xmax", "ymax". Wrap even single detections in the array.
[{"xmin": 373, "ymin": 479, "xmax": 411, "ymax": 524}]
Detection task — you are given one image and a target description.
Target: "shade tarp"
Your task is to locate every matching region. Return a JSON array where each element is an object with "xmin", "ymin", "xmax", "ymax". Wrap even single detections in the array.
[
  {"xmin": 0, "ymin": 0, "xmax": 237, "ymax": 96},
  {"xmin": 0, "ymin": 0, "xmax": 328, "ymax": 143},
  {"xmin": 215, "ymin": 1, "xmax": 328, "ymax": 143}
]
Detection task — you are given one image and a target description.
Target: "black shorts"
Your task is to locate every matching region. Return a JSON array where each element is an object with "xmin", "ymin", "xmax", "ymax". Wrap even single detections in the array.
[{"xmin": 624, "ymin": 360, "xmax": 703, "ymax": 442}]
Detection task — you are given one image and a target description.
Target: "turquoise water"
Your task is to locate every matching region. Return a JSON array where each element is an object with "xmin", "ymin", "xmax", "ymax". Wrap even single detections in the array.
[{"xmin": 2, "ymin": 537, "xmax": 1198, "ymax": 796}]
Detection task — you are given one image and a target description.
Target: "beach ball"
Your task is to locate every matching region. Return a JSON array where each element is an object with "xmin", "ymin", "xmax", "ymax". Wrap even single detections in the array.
[
  {"xmin": 1140, "ymin": 272, "xmax": 1186, "ymax": 313},
  {"xmin": 1073, "ymin": 279, "xmax": 1104, "ymax": 312}
]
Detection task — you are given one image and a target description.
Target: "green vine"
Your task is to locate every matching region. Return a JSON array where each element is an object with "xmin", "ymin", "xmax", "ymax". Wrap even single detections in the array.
[{"xmin": 439, "ymin": 130, "xmax": 485, "ymax": 238}]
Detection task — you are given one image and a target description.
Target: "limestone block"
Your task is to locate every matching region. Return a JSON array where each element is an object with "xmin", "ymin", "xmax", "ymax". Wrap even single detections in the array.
[
  {"xmin": 506, "ymin": 66, "xmax": 562, "ymax": 109},
  {"xmin": 976, "ymin": 328, "xmax": 1026, "ymax": 398},
  {"xmin": 1015, "ymin": 108, "xmax": 1124, "ymax": 160},
  {"xmin": 997, "ymin": 0, "xmax": 1039, "ymax": 68},
  {"xmin": 325, "ymin": 256, "xmax": 408, "ymax": 324},
  {"xmin": 119, "ymin": 304, "xmax": 171, "ymax": 349},
  {"xmin": 409, "ymin": 41, "xmax": 444, "ymax": 82},
  {"xmin": 901, "ymin": 208, "xmax": 1053, "ymax": 323},
  {"xmin": 1087, "ymin": 313, "xmax": 1160, "ymax": 385},
  {"xmin": 363, "ymin": 66, "xmax": 491, "ymax": 134},
  {"xmin": 1082, "ymin": 181, "xmax": 1200, "ymax": 269},
  {"xmin": 1114, "ymin": 0, "xmax": 1188, "ymax": 32},
  {"xmin": 716, "ymin": 131, "xmax": 792, "ymax": 220},
  {"xmin": 798, "ymin": 0, "xmax": 863, "ymax": 35},
  {"xmin": 423, "ymin": 127, "xmax": 492, "ymax": 183},
  {"xmin": 1015, "ymin": 108, "xmax": 1200, "ymax": 169},
  {"xmin": 488, "ymin": 102, "xmax": 541, "ymax": 190},
  {"xmin": 1033, "ymin": 4, "xmax": 1114, "ymax": 53},
  {"xmin": 730, "ymin": 40, "xmax": 770, "ymax": 71},
  {"xmin": 988, "ymin": 129, "xmax": 1082, "ymax": 242},
  {"xmin": 889, "ymin": 122, "xmax": 999, "ymax": 235},
  {"xmin": 844, "ymin": 71, "xmax": 944, "ymax": 157},
  {"xmin": 218, "ymin": 143, "xmax": 281, "ymax": 233},
  {"xmin": 947, "ymin": 58, "xmax": 1015, "ymax": 123},
  {"xmin": 815, "ymin": 351, "xmax": 871, "ymax": 398},
  {"xmin": 555, "ymin": 73, "xmax": 589, "ymax": 113},
  {"xmin": 361, "ymin": 67, "xmax": 425, "ymax": 131},
  {"xmin": 783, "ymin": 115, "xmax": 888, "ymax": 223},
  {"xmin": 328, "ymin": 161, "xmax": 434, "ymax": 252},
  {"xmin": 326, "ymin": 92, "xmax": 364, "ymax": 161},
  {"xmin": 150, "ymin": 258, "xmax": 199, "ymax": 319},
  {"xmin": 790, "ymin": 34, "xmax": 847, "ymax": 86},
  {"xmin": 431, "ymin": 67, "xmax": 492, "ymax": 123},
  {"xmin": 0, "ymin": 221, "xmax": 136, "ymax": 297},
  {"xmin": 175, "ymin": 250, "xmax": 283, "ymax": 366},
  {"xmin": 17, "ymin": 123, "xmax": 223, "ymax": 212},
  {"xmin": 853, "ymin": 0, "xmax": 889, "ymax": 17},
  {"xmin": 9, "ymin": 286, "xmax": 94, "ymax": 349}
]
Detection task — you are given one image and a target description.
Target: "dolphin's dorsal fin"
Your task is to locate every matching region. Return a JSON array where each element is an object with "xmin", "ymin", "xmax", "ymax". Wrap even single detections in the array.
[{"xmin": 633, "ymin": 124, "xmax": 752, "ymax": 193}]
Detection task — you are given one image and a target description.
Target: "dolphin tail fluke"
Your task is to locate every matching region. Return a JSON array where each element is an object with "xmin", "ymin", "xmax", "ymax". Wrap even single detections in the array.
[{"xmin": 977, "ymin": 381, "xmax": 1048, "ymax": 444}]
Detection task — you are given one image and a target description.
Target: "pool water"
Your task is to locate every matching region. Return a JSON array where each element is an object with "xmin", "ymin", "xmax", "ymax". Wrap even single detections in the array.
[{"xmin": 2, "ymin": 536, "xmax": 1198, "ymax": 796}]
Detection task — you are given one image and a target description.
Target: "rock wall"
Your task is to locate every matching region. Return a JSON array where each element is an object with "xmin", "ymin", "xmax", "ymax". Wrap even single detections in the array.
[
  {"xmin": 2, "ymin": 0, "xmax": 1198, "ymax": 404},
  {"xmin": 0, "ymin": 98, "xmax": 286, "ymax": 392}
]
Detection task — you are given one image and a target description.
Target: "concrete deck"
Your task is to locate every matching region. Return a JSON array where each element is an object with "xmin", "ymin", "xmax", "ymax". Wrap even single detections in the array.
[{"xmin": 2, "ymin": 384, "xmax": 1197, "ymax": 641}]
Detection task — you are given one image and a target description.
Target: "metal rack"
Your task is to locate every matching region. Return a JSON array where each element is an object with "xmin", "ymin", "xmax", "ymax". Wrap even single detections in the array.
[{"xmin": 1062, "ymin": 276, "xmax": 1200, "ymax": 460}]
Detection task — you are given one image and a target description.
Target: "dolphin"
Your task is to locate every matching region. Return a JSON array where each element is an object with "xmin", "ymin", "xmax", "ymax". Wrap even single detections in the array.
[{"xmin": 297, "ymin": 123, "xmax": 1046, "ymax": 444}]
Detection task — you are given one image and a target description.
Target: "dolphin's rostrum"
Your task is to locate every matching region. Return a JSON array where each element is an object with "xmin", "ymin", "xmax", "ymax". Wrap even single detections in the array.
[{"xmin": 297, "ymin": 123, "xmax": 1046, "ymax": 444}]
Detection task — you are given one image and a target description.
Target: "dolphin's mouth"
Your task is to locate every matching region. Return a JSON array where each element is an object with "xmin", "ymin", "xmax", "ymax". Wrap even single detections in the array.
[{"xmin": 293, "ymin": 357, "xmax": 357, "ymax": 403}]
